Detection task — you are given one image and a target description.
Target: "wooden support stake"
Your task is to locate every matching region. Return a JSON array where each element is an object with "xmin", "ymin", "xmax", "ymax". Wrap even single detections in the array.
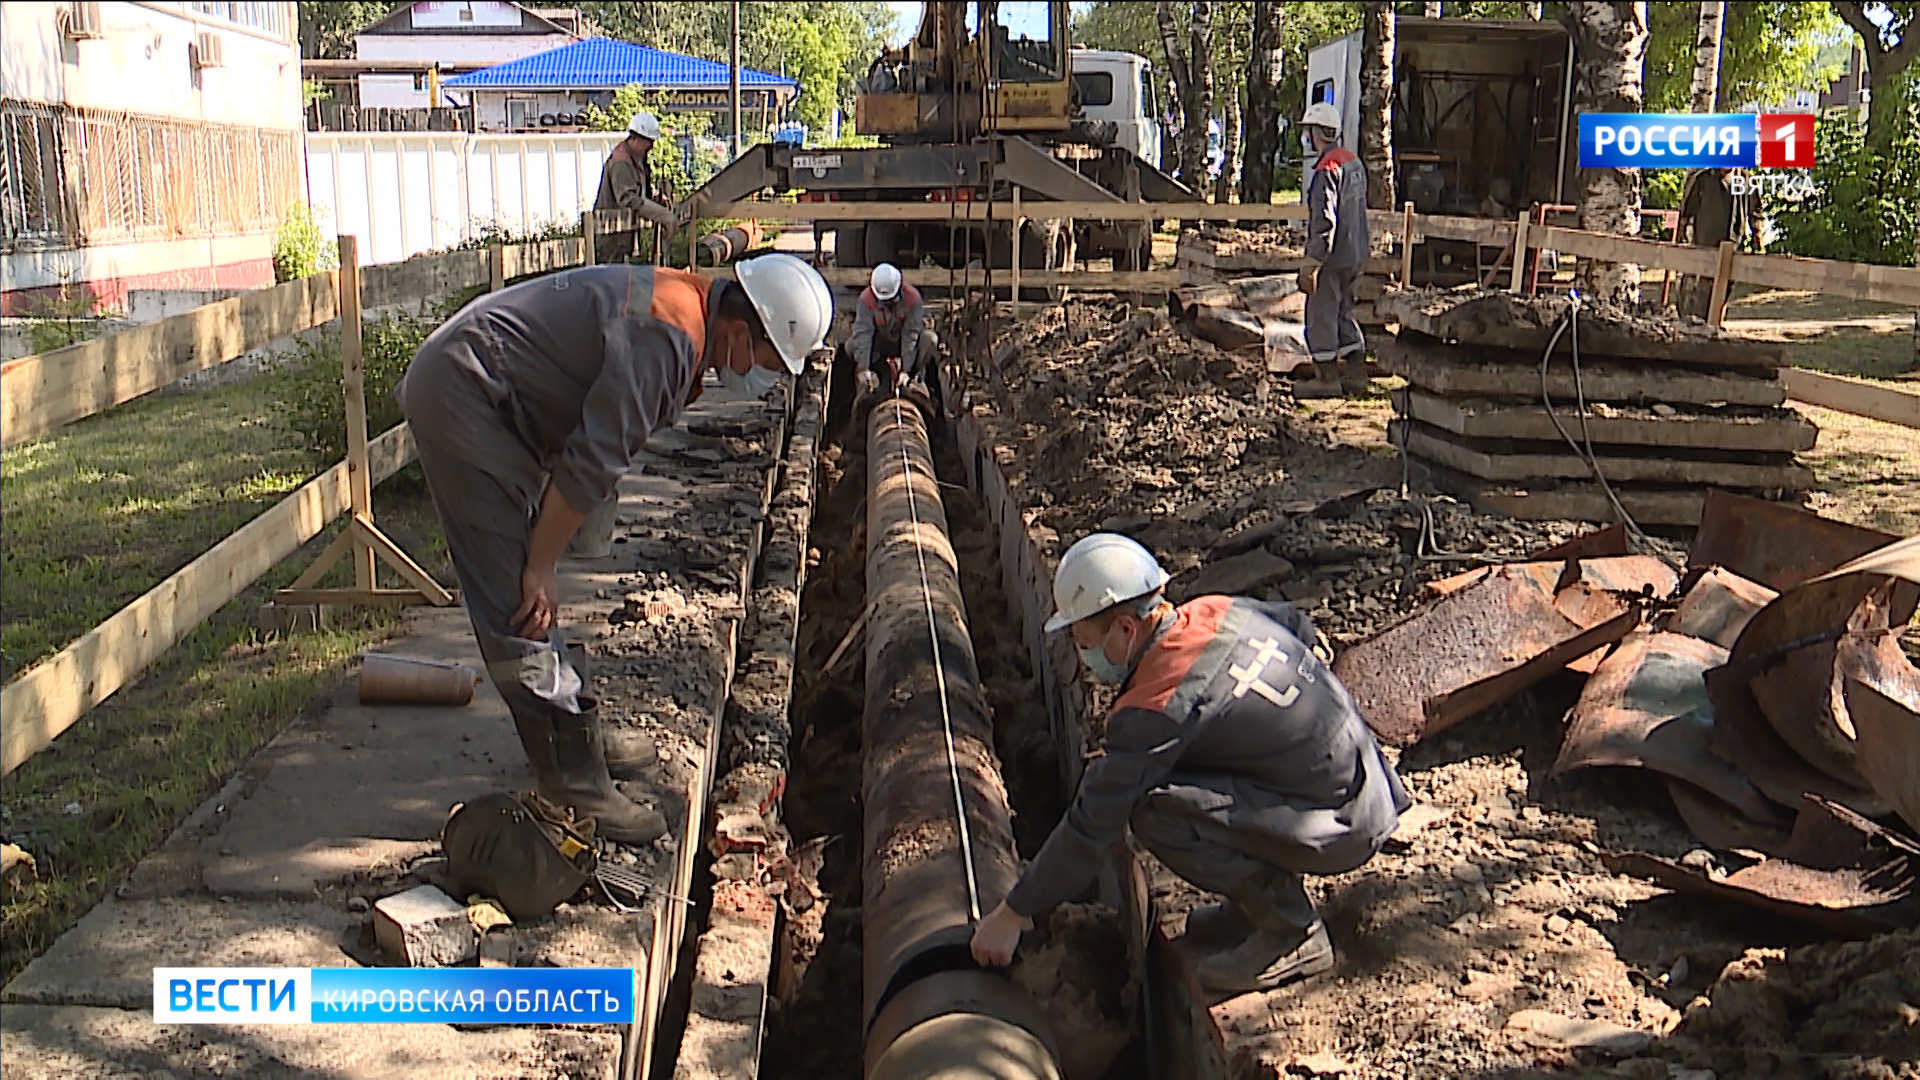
[
  {"xmin": 1010, "ymin": 185, "xmax": 1023, "ymax": 314},
  {"xmin": 1400, "ymin": 202, "xmax": 1416, "ymax": 285},
  {"xmin": 1509, "ymin": 211, "xmax": 1530, "ymax": 294},
  {"xmin": 582, "ymin": 211, "xmax": 599, "ymax": 266},
  {"xmin": 1708, "ymin": 239, "xmax": 1737, "ymax": 327},
  {"xmin": 337, "ymin": 235, "xmax": 378, "ymax": 591},
  {"xmin": 488, "ymin": 244, "xmax": 506, "ymax": 292}
]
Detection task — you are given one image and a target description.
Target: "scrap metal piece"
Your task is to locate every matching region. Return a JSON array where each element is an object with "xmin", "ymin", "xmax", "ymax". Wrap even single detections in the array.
[
  {"xmin": 1666, "ymin": 780, "xmax": 1792, "ymax": 854},
  {"xmin": 1553, "ymin": 632, "xmax": 1783, "ymax": 826},
  {"xmin": 1689, "ymin": 490, "xmax": 1906, "ymax": 598},
  {"xmin": 1534, "ymin": 523, "xmax": 1631, "ymax": 563},
  {"xmin": 1703, "ymin": 664, "xmax": 1888, "ymax": 816},
  {"xmin": 1556, "ymin": 555, "xmax": 1680, "ymax": 599},
  {"xmin": 1336, "ymin": 565, "xmax": 1638, "ymax": 746},
  {"xmin": 1840, "ymin": 641, "xmax": 1920, "ymax": 838},
  {"xmin": 1602, "ymin": 851, "xmax": 1916, "ymax": 938},
  {"xmin": 1670, "ymin": 566, "xmax": 1777, "ymax": 649}
]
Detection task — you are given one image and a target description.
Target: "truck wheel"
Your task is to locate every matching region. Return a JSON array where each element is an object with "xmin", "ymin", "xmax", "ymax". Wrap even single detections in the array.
[{"xmin": 833, "ymin": 225, "xmax": 868, "ymax": 269}]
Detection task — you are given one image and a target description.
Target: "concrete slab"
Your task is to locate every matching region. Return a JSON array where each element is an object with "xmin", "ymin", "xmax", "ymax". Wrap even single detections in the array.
[
  {"xmin": 6, "ymin": 898, "xmax": 353, "ymax": 1008},
  {"xmin": 0, "ymin": 1004, "xmax": 620, "ymax": 1080}
]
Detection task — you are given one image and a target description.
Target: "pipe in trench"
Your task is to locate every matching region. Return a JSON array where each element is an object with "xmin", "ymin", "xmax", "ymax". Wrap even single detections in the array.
[{"xmin": 859, "ymin": 398, "xmax": 1063, "ymax": 1080}]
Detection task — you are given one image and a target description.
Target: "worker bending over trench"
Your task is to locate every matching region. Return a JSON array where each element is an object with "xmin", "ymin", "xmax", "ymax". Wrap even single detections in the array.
[
  {"xmin": 971, "ymin": 533, "xmax": 1409, "ymax": 996},
  {"xmin": 397, "ymin": 254, "xmax": 832, "ymax": 844},
  {"xmin": 833, "ymin": 263, "xmax": 939, "ymax": 408}
]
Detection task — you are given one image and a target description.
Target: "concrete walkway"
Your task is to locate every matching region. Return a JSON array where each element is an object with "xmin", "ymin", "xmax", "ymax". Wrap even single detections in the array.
[{"xmin": 1, "ymin": 386, "xmax": 791, "ymax": 1079}]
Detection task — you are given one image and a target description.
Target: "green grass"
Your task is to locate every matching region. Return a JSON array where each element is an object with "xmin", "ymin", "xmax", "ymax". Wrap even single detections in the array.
[{"xmin": 0, "ymin": 371, "xmax": 451, "ymax": 985}]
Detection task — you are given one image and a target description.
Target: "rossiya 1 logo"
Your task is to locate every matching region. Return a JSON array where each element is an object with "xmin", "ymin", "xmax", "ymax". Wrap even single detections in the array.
[{"xmin": 1578, "ymin": 112, "xmax": 1818, "ymax": 200}]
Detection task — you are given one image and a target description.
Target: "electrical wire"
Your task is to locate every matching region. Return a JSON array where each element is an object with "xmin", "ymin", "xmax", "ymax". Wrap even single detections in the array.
[
  {"xmin": 888, "ymin": 395, "xmax": 983, "ymax": 923},
  {"xmin": 1537, "ymin": 293, "xmax": 1654, "ymax": 550}
]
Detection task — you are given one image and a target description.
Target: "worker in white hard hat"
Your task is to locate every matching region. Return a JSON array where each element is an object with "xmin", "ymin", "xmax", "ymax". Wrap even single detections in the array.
[
  {"xmin": 970, "ymin": 532, "xmax": 1409, "ymax": 998},
  {"xmin": 832, "ymin": 262, "xmax": 940, "ymax": 420},
  {"xmin": 396, "ymin": 254, "xmax": 831, "ymax": 845},
  {"xmin": 1295, "ymin": 100, "xmax": 1372, "ymax": 399},
  {"xmin": 594, "ymin": 111, "xmax": 675, "ymax": 261}
]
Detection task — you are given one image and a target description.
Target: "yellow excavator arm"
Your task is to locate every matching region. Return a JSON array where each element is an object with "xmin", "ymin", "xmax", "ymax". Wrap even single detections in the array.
[{"xmin": 855, "ymin": 1, "xmax": 1073, "ymax": 141}]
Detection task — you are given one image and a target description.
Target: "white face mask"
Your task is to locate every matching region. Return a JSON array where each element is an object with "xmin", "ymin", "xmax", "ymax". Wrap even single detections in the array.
[{"xmin": 718, "ymin": 340, "xmax": 785, "ymax": 398}]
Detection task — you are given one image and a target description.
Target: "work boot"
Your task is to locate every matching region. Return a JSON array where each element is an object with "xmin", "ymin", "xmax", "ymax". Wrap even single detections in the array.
[
  {"xmin": 1181, "ymin": 900, "xmax": 1254, "ymax": 947},
  {"xmin": 1292, "ymin": 361, "xmax": 1346, "ymax": 400},
  {"xmin": 514, "ymin": 704, "xmax": 667, "ymax": 845},
  {"xmin": 602, "ymin": 726, "xmax": 659, "ymax": 779},
  {"xmin": 1195, "ymin": 919, "xmax": 1334, "ymax": 995}
]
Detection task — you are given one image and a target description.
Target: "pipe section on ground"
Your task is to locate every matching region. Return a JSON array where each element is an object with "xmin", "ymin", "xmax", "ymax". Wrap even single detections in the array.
[
  {"xmin": 698, "ymin": 221, "xmax": 762, "ymax": 264},
  {"xmin": 861, "ymin": 398, "xmax": 1059, "ymax": 1078}
]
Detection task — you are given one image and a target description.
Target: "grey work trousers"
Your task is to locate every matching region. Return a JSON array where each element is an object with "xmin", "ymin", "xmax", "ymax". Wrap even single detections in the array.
[
  {"xmin": 1304, "ymin": 264, "xmax": 1366, "ymax": 364},
  {"xmin": 397, "ymin": 344, "xmax": 587, "ymax": 727},
  {"xmin": 1130, "ymin": 773, "xmax": 1384, "ymax": 935}
]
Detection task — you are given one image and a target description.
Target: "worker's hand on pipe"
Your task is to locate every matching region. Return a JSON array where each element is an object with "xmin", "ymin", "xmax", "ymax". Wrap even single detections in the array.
[
  {"xmin": 1312, "ymin": 630, "xmax": 1335, "ymax": 667},
  {"xmin": 513, "ymin": 561, "xmax": 562, "ymax": 640},
  {"xmin": 1296, "ymin": 262, "xmax": 1319, "ymax": 296},
  {"xmin": 969, "ymin": 899, "xmax": 1032, "ymax": 968}
]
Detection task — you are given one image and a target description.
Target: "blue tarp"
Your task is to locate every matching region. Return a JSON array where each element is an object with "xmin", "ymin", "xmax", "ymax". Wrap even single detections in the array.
[{"xmin": 444, "ymin": 37, "xmax": 798, "ymax": 91}]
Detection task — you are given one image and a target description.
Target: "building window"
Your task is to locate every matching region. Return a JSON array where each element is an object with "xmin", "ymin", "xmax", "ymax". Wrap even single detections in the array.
[{"xmin": 187, "ymin": 1, "xmax": 292, "ymax": 41}]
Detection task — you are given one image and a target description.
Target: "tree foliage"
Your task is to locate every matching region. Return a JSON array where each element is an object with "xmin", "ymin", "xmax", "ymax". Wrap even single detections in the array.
[
  {"xmin": 1832, "ymin": 1, "xmax": 1920, "ymax": 153},
  {"xmin": 582, "ymin": 89, "xmax": 719, "ymax": 198},
  {"xmin": 1644, "ymin": 1, "xmax": 1842, "ymax": 113},
  {"xmin": 1770, "ymin": 109, "xmax": 1920, "ymax": 265},
  {"xmin": 297, "ymin": 1, "xmax": 390, "ymax": 59}
]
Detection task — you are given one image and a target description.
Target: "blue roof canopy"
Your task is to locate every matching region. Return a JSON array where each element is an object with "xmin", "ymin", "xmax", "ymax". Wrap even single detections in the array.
[{"xmin": 445, "ymin": 37, "xmax": 799, "ymax": 91}]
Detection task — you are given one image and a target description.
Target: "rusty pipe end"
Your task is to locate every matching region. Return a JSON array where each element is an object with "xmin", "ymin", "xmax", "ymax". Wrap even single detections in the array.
[{"xmin": 865, "ymin": 969, "xmax": 1063, "ymax": 1080}]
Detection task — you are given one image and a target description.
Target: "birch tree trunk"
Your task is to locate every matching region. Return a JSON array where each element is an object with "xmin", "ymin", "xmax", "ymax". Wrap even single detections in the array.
[
  {"xmin": 1240, "ymin": 0, "xmax": 1285, "ymax": 203},
  {"xmin": 1359, "ymin": 1, "xmax": 1397, "ymax": 210},
  {"xmin": 1190, "ymin": 1, "xmax": 1216, "ymax": 195},
  {"xmin": 1217, "ymin": 89, "xmax": 1243, "ymax": 202},
  {"xmin": 1525, "ymin": 2, "xmax": 1544, "ymax": 18},
  {"xmin": 1424, "ymin": 2, "xmax": 1442, "ymax": 18},
  {"xmin": 1569, "ymin": 0, "xmax": 1649, "ymax": 304},
  {"xmin": 1690, "ymin": 1, "xmax": 1724, "ymax": 113},
  {"xmin": 1157, "ymin": 1, "xmax": 1204, "ymax": 188}
]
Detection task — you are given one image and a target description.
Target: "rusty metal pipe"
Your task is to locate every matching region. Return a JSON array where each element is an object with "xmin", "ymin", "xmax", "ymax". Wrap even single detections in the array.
[
  {"xmin": 860, "ymin": 398, "xmax": 1058, "ymax": 1077},
  {"xmin": 698, "ymin": 221, "xmax": 762, "ymax": 264}
]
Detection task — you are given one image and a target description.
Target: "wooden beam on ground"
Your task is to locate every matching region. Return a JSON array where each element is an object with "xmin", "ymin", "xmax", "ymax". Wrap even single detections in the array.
[
  {"xmin": 1, "ymin": 424, "xmax": 418, "ymax": 776},
  {"xmin": 1392, "ymin": 387, "xmax": 1818, "ymax": 451},
  {"xmin": 358, "ymin": 249, "xmax": 490, "ymax": 310},
  {"xmin": 1374, "ymin": 338, "xmax": 1787, "ymax": 407},
  {"xmin": 1, "ymin": 273, "xmax": 338, "ymax": 448},
  {"xmin": 1392, "ymin": 420, "xmax": 1813, "ymax": 488},
  {"xmin": 1734, "ymin": 251, "xmax": 1920, "ymax": 308},
  {"xmin": 272, "ymin": 588, "xmax": 439, "ymax": 607},
  {"xmin": 1781, "ymin": 369, "xmax": 1920, "ymax": 429}
]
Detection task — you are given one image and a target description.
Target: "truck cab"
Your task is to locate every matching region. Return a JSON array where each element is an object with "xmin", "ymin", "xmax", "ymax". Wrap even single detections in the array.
[{"xmin": 1070, "ymin": 48, "xmax": 1162, "ymax": 166}]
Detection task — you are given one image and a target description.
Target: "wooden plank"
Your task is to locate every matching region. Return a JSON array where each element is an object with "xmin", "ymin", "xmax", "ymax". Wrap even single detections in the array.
[
  {"xmin": 1781, "ymin": 369, "xmax": 1920, "ymax": 429},
  {"xmin": 1393, "ymin": 387, "xmax": 1818, "ymax": 451},
  {"xmin": 1734, "ymin": 251, "xmax": 1920, "ymax": 308},
  {"xmin": 501, "ymin": 237, "xmax": 587, "ymax": 280},
  {"xmin": 1510, "ymin": 211, "xmax": 1529, "ymax": 293},
  {"xmin": 272, "ymin": 588, "xmax": 435, "ymax": 607},
  {"xmin": 1392, "ymin": 420, "xmax": 1813, "ymax": 488},
  {"xmin": 1, "ymin": 424, "xmax": 417, "ymax": 776},
  {"xmin": 1374, "ymin": 338, "xmax": 1786, "ymax": 407},
  {"xmin": 1, "ymin": 273, "xmax": 338, "ymax": 448},
  {"xmin": 1411, "ymin": 213, "xmax": 1517, "ymax": 246},
  {"xmin": 1400, "ymin": 203, "xmax": 1416, "ymax": 285},
  {"xmin": 1375, "ymin": 290, "xmax": 1786, "ymax": 369},
  {"xmin": 1531, "ymin": 225, "xmax": 1721, "ymax": 278},
  {"xmin": 358, "ymin": 249, "xmax": 489, "ymax": 309},
  {"xmin": 1708, "ymin": 240, "xmax": 1738, "ymax": 327},
  {"xmin": 697, "ymin": 265, "xmax": 1185, "ymax": 290},
  {"xmin": 337, "ymin": 236, "xmax": 378, "ymax": 591},
  {"xmin": 706, "ymin": 199, "xmax": 1317, "ymax": 223}
]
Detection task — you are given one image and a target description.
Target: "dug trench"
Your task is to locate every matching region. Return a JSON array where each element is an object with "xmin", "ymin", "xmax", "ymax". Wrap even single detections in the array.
[{"xmin": 760, "ymin": 398, "xmax": 1141, "ymax": 1080}]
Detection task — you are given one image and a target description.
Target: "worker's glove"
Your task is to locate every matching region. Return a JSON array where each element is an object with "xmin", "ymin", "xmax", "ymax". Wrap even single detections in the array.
[
  {"xmin": 1311, "ymin": 630, "xmax": 1334, "ymax": 667},
  {"xmin": 1296, "ymin": 263, "xmax": 1319, "ymax": 296},
  {"xmin": 855, "ymin": 370, "xmax": 880, "ymax": 396}
]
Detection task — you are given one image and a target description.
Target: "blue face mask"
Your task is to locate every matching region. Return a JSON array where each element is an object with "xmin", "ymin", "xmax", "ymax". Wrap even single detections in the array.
[{"xmin": 1078, "ymin": 644, "xmax": 1132, "ymax": 684}]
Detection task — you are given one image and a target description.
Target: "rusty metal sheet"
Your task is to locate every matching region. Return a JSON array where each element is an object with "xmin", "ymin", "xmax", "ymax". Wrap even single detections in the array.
[
  {"xmin": 1840, "ymin": 639, "xmax": 1920, "ymax": 838},
  {"xmin": 1553, "ymin": 632, "xmax": 1783, "ymax": 826},
  {"xmin": 1534, "ymin": 523, "xmax": 1631, "ymax": 563},
  {"xmin": 1670, "ymin": 566, "xmax": 1777, "ymax": 649},
  {"xmin": 1666, "ymin": 780, "xmax": 1792, "ymax": 854},
  {"xmin": 1336, "ymin": 565, "xmax": 1637, "ymax": 746},
  {"xmin": 1556, "ymin": 555, "xmax": 1681, "ymax": 600},
  {"xmin": 1703, "ymin": 664, "xmax": 1888, "ymax": 816},
  {"xmin": 1602, "ymin": 851, "xmax": 1917, "ymax": 939},
  {"xmin": 1689, "ymin": 489, "xmax": 1902, "ymax": 593}
]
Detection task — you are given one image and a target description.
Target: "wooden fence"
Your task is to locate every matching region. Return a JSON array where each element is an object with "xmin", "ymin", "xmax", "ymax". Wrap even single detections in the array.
[{"xmin": 0, "ymin": 209, "xmax": 641, "ymax": 776}]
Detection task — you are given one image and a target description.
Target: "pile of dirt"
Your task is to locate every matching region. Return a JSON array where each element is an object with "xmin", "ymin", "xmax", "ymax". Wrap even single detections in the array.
[
  {"xmin": 976, "ymin": 298, "xmax": 1671, "ymax": 647},
  {"xmin": 1012, "ymin": 902, "xmax": 1138, "ymax": 1080},
  {"xmin": 1664, "ymin": 928, "xmax": 1920, "ymax": 1079}
]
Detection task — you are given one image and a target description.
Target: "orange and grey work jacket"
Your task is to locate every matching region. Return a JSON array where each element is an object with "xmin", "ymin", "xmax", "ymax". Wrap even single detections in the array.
[
  {"xmin": 1305, "ymin": 145, "xmax": 1371, "ymax": 271},
  {"xmin": 1003, "ymin": 595, "xmax": 1410, "ymax": 917},
  {"xmin": 848, "ymin": 283, "xmax": 927, "ymax": 372}
]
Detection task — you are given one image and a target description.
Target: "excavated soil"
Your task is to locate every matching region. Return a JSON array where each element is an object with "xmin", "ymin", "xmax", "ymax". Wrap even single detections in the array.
[
  {"xmin": 958, "ymin": 297, "xmax": 1916, "ymax": 1079},
  {"xmin": 1185, "ymin": 224, "xmax": 1395, "ymax": 260}
]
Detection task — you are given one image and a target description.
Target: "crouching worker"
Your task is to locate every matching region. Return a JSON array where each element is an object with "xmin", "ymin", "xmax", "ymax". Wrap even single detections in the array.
[
  {"xmin": 838, "ymin": 262, "xmax": 938, "ymax": 399},
  {"xmin": 970, "ymin": 533, "xmax": 1409, "ymax": 995},
  {"xmin": 397, "ymin": 254, "xmax": 832, "ymax": 843}
]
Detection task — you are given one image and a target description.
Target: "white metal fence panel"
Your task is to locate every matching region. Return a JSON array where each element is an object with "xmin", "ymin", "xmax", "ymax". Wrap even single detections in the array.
[{"xmin": 305, "ymin": 132, "xmax": 620, "ymax": 265}]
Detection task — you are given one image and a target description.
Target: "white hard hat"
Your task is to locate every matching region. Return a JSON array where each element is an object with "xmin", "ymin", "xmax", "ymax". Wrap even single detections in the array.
[
  {"xmin": 1302, "ymin": 102, "xmax": 1341, "ymax": 135},
  {"xmin": 870, "ymin": 263, "xmax": 902, "ymax": 301},
  {"xmin": 733, "ymin": 253, "xmax": 833, "ymax": 374},
  {"xmin": 1044, "ymin": 533, "xmax": 1171, "ymax": 632},
  {"xmin": 627, "ymin": 112, "xmax": 662, "ymax": 140}
]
